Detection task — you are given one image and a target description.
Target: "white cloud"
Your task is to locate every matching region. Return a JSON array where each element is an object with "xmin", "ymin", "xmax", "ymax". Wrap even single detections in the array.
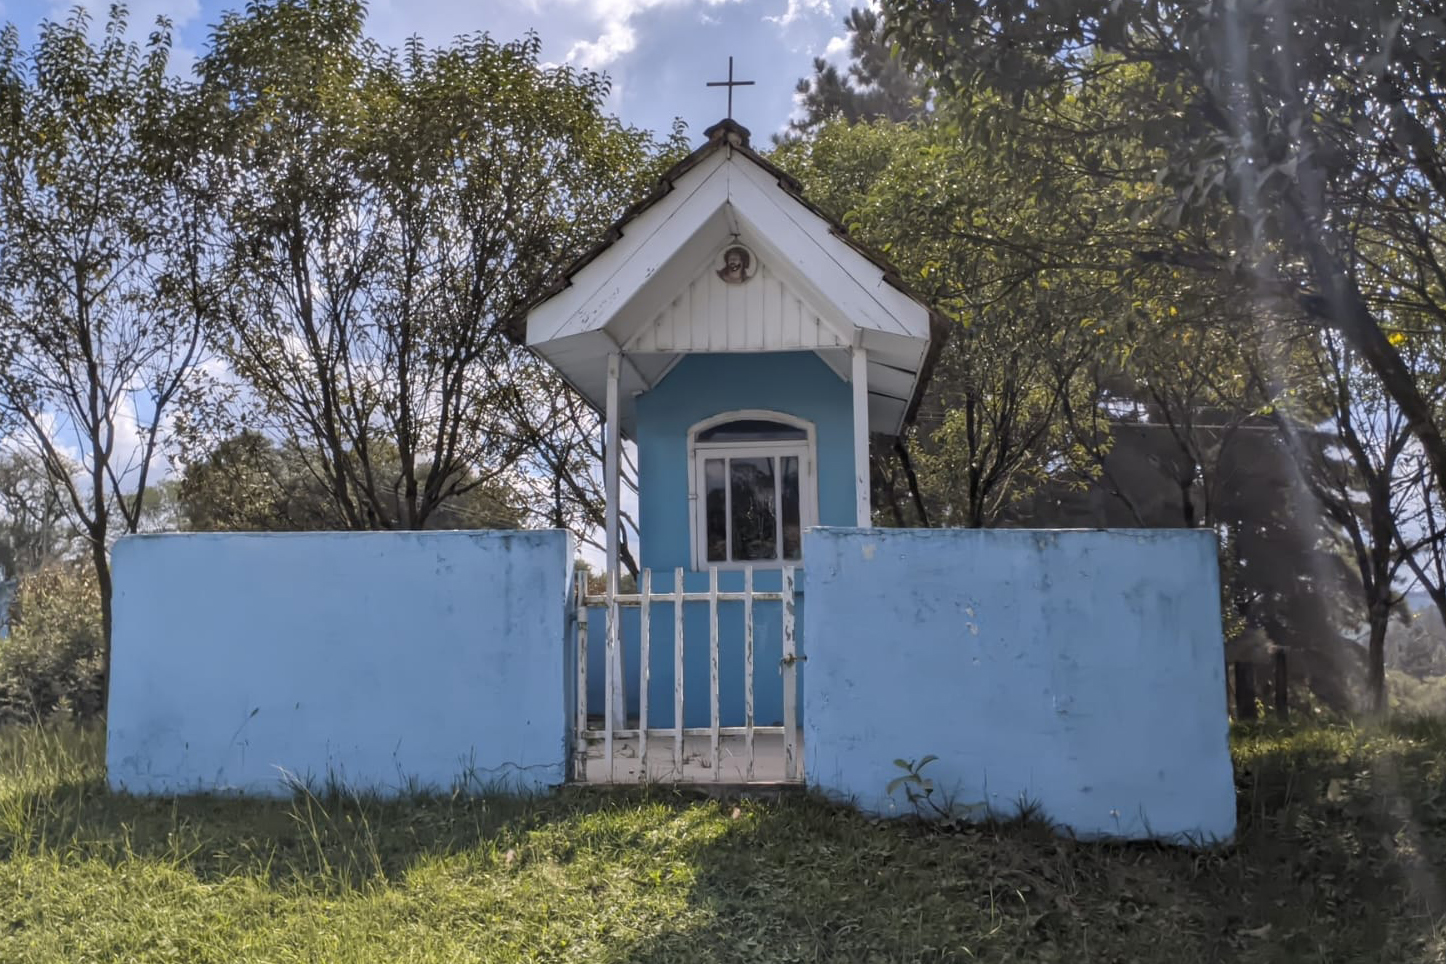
[
  {"xmin": 822, "ymin": 32, "xmax": 848, "ymax": 59},
  {"xmin": 763, "ymin": 0, "xmax": 831, "ymax": 29},
  {"xmin": 561, "ymin": 0, "xmax": 740, "ymax": 70}
]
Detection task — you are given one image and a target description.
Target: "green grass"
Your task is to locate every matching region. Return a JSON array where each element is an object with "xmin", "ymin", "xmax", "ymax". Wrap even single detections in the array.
[{"xmin": 1, "ymin": 722, "xmax": 1445, "ymax": 963}]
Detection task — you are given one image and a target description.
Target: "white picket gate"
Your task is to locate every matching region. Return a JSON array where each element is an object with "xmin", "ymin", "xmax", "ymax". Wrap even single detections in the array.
[{"xmin": 572, "ymin": 566, "xmax": 801, "ymax": 785}]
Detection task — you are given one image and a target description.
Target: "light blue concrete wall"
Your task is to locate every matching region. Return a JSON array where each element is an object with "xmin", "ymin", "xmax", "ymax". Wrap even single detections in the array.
[
  {"xmin": 108, "ymin": 530, "xmax": 573, "ymax": 796},
  {"xmin": 803, "ymin": 528, "xmax": 1236, "ymax": 842},
  {"xmin": 585, "ymin": 351, "xmax": 848, "ymax": 727}
]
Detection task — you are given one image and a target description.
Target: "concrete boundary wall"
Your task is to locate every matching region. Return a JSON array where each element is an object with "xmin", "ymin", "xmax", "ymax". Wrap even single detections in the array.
[
  {"xmin": 108, "ymin": 530, "xmax": 573, "ymax": 796},
  {"xmin": 802, "ymin": 528, "xmax": 1236, "ymax": 842}
]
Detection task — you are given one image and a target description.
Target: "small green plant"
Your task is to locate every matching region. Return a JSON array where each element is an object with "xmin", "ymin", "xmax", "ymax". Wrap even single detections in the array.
[{"xmin": 888, "ymin": 754, "xmax": 984, "ymax": 828}]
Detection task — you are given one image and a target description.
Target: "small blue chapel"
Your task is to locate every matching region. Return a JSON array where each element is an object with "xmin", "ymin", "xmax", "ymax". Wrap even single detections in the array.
[
  {"xmin": 105, "ymin": 119, "xmax": 1237, "ymax": 835},
  {"xmin": 519, "ymin": 118, "xmax": 940, "ymax": 738}
]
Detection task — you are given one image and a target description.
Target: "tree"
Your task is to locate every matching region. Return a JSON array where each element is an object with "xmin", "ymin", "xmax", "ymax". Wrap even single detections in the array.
[
  {"xmin": 773, "ymin": 110, "xmax": 1144, "ymax": 528},
  {"xmin": 507, "ymin": 372, "xmax": 643, "ymax": 574},
  {"xmin": 882, "ymin": 0, "xmax": 1446, "ymax": 541},
  {"xmin": 1269, "ymin": 330, "xmax": 1423, "ymax": 713},
  {"xmin": 189, "ymin": 0, "xmax": 681, "ymax": 537},
  {"xmin": 785, "ymin": 7, "xmax": 929, "ymax": 139},
  {"xmin": 177, "ymin": 431, "xmax": 338, "ymax": 533},
  {"xmin": 0, "ymin": 450, "xmax": 78, "ymax": 580},
  {"xmin": 773, "ymin": 81, "xmax": 1381, "ymax": 710},
  {"xmin": 176, "ymin": 430, "xmax": 523, "ymax": 533},
  {"xmin": 0, "ymin": 7, "xmax": 210, "ymax": 710}
]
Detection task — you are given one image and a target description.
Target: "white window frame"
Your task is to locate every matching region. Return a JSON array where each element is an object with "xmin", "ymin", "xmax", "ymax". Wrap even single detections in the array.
[{"xmin": 688, "ymin": 410, "xmax": 818, "ymax": 572}]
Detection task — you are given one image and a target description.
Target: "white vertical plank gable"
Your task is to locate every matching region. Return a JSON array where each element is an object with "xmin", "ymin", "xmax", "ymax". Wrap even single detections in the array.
[
  {"xmin": 626, "ymin": 261, "xmax": 849, "ymax": 353},
  {"xmin": 526, "ymin": 153, "xmax": 730, "ymax": 346},
  {"xmin": 732, "ymin": 159, "xmax": 932, "ymax": 341},
  {"xmin": 523, "ymin": 124, "xmax": 937, "ymax": 438}
]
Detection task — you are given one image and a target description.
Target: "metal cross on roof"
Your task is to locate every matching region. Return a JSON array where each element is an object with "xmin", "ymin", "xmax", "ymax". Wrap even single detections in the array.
[{"xmin": 706, "ymin": 56, "xmax": 755, "ymax": 120}]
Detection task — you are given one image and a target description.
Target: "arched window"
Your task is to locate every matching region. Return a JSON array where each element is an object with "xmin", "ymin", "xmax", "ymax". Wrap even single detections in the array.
[{"xmin": 690, "ymin": 412, "xmax": 817, "ymax": 570}]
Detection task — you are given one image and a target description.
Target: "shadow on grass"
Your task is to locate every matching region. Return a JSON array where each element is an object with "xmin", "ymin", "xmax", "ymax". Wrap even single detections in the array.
[
  {"xmin": 611, "ymin": 720, "xmax": 1446, "ymax": 963},
  {"xmin": 2, "ymin": 722, "xmax": 1446, "ymax": 962}
]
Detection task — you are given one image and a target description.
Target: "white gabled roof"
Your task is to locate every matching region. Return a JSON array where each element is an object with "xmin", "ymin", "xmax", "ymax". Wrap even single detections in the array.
[{"xmin": 515, "ymin": 119, "xmax": 943, "ymax": 438}]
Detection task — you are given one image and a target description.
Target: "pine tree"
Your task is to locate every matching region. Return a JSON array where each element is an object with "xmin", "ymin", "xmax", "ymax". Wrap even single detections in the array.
[{"xmin": 784, "ymin": 9, "xmax": 928, "ymax": 139}]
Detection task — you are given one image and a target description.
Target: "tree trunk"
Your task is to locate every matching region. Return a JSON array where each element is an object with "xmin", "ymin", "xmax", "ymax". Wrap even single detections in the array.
[
  {"xmin": 894, "ymin": 438, "xmax": 930, "ymax": 527},
  {"xmin": 1234, "ymin": 661, "xmax": 1258, "ymax": 720},
  {"xmin": 1273, "ymin": 649, "xmax": 1288, "ymax": 722},
  {"xmin": 1367, "ymin": 605, "xmax": 1389, "ymax": 715},
  {"xmin": 92, "ymin": 536, "xmax": 113, "ymax": 718}
]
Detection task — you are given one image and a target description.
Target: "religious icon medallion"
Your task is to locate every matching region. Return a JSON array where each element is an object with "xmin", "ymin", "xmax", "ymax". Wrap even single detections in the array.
[{"xmin": 717, "ymin": 244, "xmax": 755, "ymax": 284}]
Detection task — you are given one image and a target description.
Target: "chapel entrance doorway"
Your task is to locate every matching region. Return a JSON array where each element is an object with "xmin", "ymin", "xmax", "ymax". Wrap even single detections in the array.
[{"xmin": 569, "ymin": 565, "xmax": 802, "ymax": 785}]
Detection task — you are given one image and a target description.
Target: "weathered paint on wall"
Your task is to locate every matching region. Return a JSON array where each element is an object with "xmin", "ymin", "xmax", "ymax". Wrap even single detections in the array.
[
  {"xmin": 108, "ymin": 530, "xmax": 573, "ymax": 796},
  {"xmin": 803, "ymin": 528, "xmax": 1236, "ymax": 842},
  {"xmin": 583, "ymin": 351, "xmax": 844, "ymax": 727}
]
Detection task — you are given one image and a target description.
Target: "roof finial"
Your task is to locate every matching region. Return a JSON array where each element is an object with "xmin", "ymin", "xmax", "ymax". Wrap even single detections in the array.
[{"xmin": 706, "ymin": 56, "xmax": 755, "ymax": 120}]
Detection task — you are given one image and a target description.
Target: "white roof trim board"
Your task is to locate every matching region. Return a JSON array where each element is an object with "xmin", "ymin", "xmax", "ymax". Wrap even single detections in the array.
[{"xmin": 521, "ymin": 120, "xmax": 937, "ymax": 438}]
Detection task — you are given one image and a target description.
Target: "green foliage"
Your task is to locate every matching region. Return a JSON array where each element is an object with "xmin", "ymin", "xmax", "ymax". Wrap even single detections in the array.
[
  {"xmin": 174, "ymin": 430, "xmax": 526, "ymax": 534},
  {"xmin": 178, "ymin": 431, "xmax": 342, "ymax": 532},
  {"xmin": 0, "ymin": 451, "xmax": 76, "ymax": 581},
  {"xmin": 0, "ymin": 5, "xmax": 210, "ymax": 538},
  {"xmin": 2, "ymin": 721, "xmax": 1446, "ymax": 960},
  {"xmin": 0, "ymin": 565, "xmax": 103, "ymax": 723},
  {"xmin": 1389, "ymin": 672, "xmax": 1446, "ymax": 718},
  {"xmin": 188, "ymin": 0, "xmax": 686, "ymax": 534},
  {"xmin": 175, "ymin": 430, "xmax": 524, "ymax": 532},
  {"xmin": 0, "ymin": 4, "xmax": 216, "ymax": 708},
  {"xmin": 773, "ymin": 111, "xmax": 1181, "ymax": 527},
  {"xmin": 886, "ymin": 753, "xmax": 939, "ymax": 801}
]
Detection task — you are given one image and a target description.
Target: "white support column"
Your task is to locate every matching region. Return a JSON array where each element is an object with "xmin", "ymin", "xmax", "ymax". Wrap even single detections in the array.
[
  {"xmin": 605, "ymin": 352, "xmax": 626, "ymax": 731},
  {"xmin": 851, "ymin": 346, "xmax": 871, "ymax": 526}
]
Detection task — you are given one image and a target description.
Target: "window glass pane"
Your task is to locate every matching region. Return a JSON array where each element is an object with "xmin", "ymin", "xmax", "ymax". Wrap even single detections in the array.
[
  {"xmin": 705, "ymin": 458, "xmax": 728, "ymax": 562},
  {"xmin": 781, "ymin": 455, "xmax": 801, "ymax": 559},
  {"xmin": 730, "ymin": 457, "xmax": 777, "ymax": 561},
  {"xmin": 696, "ymin": 419, "xmax": 807, "ymax": 443}
]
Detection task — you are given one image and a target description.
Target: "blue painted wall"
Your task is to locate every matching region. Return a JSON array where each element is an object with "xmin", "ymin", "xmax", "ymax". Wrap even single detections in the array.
[
  {"xmin": 108, "ymin": 530, "xmax": 573, "ymax": 796},
  {"xmin": 585, "ymin": 351, "xmax": 852, "ymax": 728},
  {"xmin": 803, "ymin": 528, "xmax": 1237, "ymax": 843},
  {"xmin": 635, "ymin": 351, "xmax": 857, "ymax": 571}
]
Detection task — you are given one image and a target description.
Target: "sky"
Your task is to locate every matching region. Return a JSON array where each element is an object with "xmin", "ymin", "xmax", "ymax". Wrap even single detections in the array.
[{"xmin": 0, "ymin": 0, "xmax": 860, "ymax": 144}]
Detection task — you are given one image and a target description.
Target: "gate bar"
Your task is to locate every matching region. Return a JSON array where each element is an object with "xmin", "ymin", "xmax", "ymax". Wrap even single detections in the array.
[
  {"xmin": 782, "ymin": 565, "xmax": 799, "ymax": 781},
  {"xmin": 673, "ymin": 567, "xmax": 685, "ymax": 776},
  {"xmin": 575, "ymin": 570, "xmax": 589, "ymax": 783},
  {"xmin": 744, "ymin": 565, "xmax": 755, "ymax": 782},
  {"xmin": 639, "ymin": 569, "xmax": 651, "ymax": 771},
  {"xmin": 709, "ymin": 566, "xmax": 720, "ymax": 781}
]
